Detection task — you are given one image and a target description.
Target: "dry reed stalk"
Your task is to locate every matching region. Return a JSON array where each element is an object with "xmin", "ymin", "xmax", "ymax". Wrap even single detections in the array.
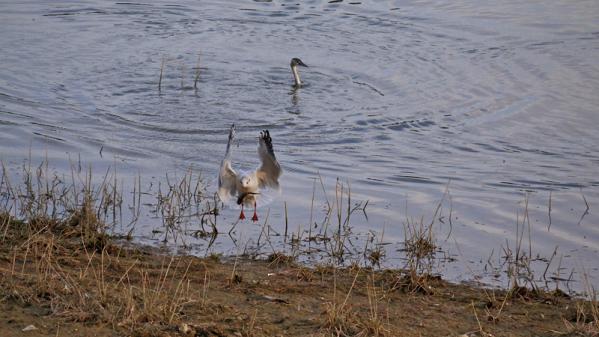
[
  {"xmin": 193, "ymin": 53, "xmax": 201, "ymax": 89},
  {"xmin": 158, "ymin": 57, "xmax": 166, "ymax": 91}
]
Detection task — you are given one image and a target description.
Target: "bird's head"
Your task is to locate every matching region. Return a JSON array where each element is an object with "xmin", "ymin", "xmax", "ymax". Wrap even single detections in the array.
[
  {"xmin": 290, "ymin": 58, "xmax": 308, "ymax": 68},
  {"xmin": 240, "ymin": 175, "xmax": 253, "ymax": 188}
]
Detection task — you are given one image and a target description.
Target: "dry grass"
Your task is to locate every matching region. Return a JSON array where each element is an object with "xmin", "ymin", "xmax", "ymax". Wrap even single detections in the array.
[
  {"xmin": 0, "ymin": 211, "xmax": 198, "ymax": 332},
  {"xmin": 396, "ymin": 215, "xmax": 440, "ymax": 294},
  {"xmin": 560, "ymin": 271, "xmax": 599, "ymax": 336},
  {"xmin": 0, "ymin": 159, "xmax": 205, "ymax": 334},
  {"xmin": 154, "ymin": 166, "xmax": 212, "ymax": 244},
  {"xmin": 561, "ymin": 302, "xmax": 599, "ymax": 337},
  {"xmin": 267, "ymin": 251, "xmax": 296, "ymax": 267},
  {"xmin": 1, "ymin": 158, "xmax": 598, "ymax": 337},
  {"xmin": 0, "ymin": 209, "xmax": 596, "ymax": 336}
]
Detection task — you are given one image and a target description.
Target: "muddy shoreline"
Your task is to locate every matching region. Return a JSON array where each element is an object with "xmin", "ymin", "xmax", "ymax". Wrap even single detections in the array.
[{"xmin": 1, "ymin": 211, "xmax": 596, "ymax": 337}]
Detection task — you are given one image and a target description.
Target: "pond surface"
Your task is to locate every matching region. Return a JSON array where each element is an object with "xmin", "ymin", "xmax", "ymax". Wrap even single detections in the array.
[{"xmin": 1, "ymin": 0, "xmax": 599, "ymax": 290}]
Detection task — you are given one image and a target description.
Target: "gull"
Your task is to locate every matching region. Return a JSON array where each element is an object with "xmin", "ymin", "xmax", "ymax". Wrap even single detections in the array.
[
  {"xmin": 290, "ymin": 58, "xmax": 308, "ymax": 87},
  {"xmin": 218, "ymin": 124, "xmax": 282, "ymax": 221}
]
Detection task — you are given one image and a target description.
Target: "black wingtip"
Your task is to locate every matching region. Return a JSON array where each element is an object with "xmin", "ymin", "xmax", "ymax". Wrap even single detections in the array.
[
  {"xmin": 261, "ymin": 130, "xmax": 272, "ymax": 143},
  {"xmin": 260, "ymin": 129, "xmax": 275, "ymax": 157}
]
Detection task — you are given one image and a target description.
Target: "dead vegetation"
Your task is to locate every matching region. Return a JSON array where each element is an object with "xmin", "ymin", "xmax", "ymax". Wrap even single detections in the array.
[
  {"xmin": 0, "ymin": 158, "xmax": 598, "ymax": 336},
  {"xmin": 0, "ymin": 159, "xmax": 201, "ymax": 334},
  {"xmin": 157, "ymin": 52, "xmax": 202, "ymax": 92},
  {"xmin": 1, "ymin": 207, "xmax": 597, "ymax": 336}
]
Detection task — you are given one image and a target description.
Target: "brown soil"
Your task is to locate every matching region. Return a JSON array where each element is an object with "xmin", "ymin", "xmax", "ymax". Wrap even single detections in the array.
[{"xmin": 0, "ymin": 214, "xmax": 597, "ymax": 337}]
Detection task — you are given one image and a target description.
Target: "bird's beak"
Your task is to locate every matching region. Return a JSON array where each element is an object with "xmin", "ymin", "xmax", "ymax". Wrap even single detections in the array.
[{"xmin": 298, "ymin": 60, "xmax": 308, "ymax": 67}]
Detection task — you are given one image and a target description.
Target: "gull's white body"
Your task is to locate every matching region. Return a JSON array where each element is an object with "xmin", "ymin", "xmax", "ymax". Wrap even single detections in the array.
[{"xmin": 218, "ymin": 125, "xmax": 282, "ymax": 207}]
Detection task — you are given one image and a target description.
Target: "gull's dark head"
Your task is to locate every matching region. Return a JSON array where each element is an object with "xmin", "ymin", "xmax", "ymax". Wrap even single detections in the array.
[{"xmin": 290, "ymin": 58, "xmax": 308, "ymax": 68}]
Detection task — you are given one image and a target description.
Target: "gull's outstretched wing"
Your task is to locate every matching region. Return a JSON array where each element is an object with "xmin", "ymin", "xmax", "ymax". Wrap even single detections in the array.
[
  {"xmin": 256, "ymin": 130, "xmax": 282, "ymax": 189},
  {"xmin": 218, "ymin": 124, "xmax": 238, "ymax": 201}
]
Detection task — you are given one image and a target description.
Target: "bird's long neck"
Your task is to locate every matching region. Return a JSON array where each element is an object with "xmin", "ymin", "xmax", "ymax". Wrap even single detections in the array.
[{"xmin": 291, "ymin": 65, "xmax": 302, "ymax": 86}]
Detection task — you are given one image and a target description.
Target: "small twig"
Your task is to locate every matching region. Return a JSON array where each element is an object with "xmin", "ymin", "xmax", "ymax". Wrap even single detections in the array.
[
  {"xmin": 352, "ymin": 80, "xmax": 385, "ymax": 96},
  {"xmin": 543, "ymin": 246, "xmax": 558, "ymax": 287},
  {"xmin": 577, "ymin": 189, "xmax": 590, "ymax": 226}
]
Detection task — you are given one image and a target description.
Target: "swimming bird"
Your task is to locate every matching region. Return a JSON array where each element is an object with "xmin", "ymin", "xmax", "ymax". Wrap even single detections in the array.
[
  {"xmin": 290, "ymin": 58, "xmax": 308, "ymax": 87},
  {"xmin": 218, "ymin": 124, "xmax": 282, "ymax": 221}
]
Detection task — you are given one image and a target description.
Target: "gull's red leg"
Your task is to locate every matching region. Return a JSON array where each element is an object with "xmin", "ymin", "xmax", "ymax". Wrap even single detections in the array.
[
  {"xmin": 251, "ymin": 201, "xmax": 258, "ymax": 222},
  {"xmin": 239, "ymin": 203, "xmax": 246, "ymax": 220}
]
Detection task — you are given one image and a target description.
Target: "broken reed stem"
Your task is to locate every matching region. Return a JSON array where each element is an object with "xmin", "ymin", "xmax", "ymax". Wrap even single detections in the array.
[
  {"xmin": 180, "ymin": 62, "xmax": 186, "ymax": 89},
  {"xmin": 577, "ymin": 189, "xmax": 590, "ymax": 226},
  {"xmin": 525, "ymin": 195, "xmax": 532, "ymax": 261},
  {"xmin": 346, "ymin": 180, "xmax": 351, "ymax": 229},
  {"xmin": 446, "ymin": 192, "xmax": 454, "ymax": 240},
  {"xmin": 158, "ymin": 57, "xmax": 166, "ymax": 91},
  {"xmin": 284, "ymin": 201, "xmax": 288, "ymax": 243},
  {"xmin": 230, "ymin": 243, "xmax": 243, "ymax": 284},
  {"xmin": 548, "ymin": 191, "xmax": 552, "ymax": 231},
  {"xmin": 201, "ymin": 269, "xmax": 210, "ymax": 307},
  {"xmin": 471, "ymin": 301, "xmax": 484, "ymax": 334},
  {"xmin": 543, "ymin": 246, "xmax": 558, "ymax": 287},
  {"xmin": 194, "ymin": 53, "xmax": 201, "ymax": 89},
  {"xmin": 336, "ymin": 178, "xmax": 342, "ymax": 235},
  {"xmin": 309, "ymin": 178, "xmax": 316, "ymax": 236},
  {"xmin": 340, "ymin": 266, "xmax": 361, "ymax": 310}
]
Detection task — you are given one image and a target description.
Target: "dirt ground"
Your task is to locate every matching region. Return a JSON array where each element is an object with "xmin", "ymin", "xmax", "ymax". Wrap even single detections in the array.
[{"xmin": 0, "ymin": 209, "xmax": 597, "ymax": 337}]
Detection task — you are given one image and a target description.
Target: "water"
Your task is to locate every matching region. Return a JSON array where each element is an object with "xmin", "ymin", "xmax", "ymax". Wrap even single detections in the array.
[{"xmin": 1, "ymin": 0, "xmax": 599, "ymax": 290}]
